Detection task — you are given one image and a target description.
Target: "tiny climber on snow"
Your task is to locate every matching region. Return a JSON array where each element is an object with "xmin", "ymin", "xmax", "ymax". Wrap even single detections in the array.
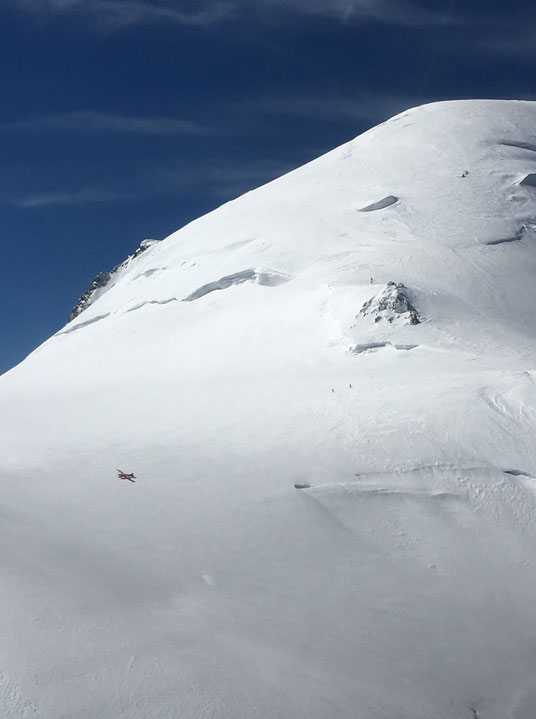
[{"xmin": 117, "ymin": 469, "xmax": 136, "ymax": 482}]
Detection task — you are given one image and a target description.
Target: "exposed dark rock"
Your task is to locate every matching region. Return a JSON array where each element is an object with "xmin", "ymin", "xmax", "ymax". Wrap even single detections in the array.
[
  {"xmin": 68, "ymin": 272, "xmax": 112, "ymax": 322},
  {"xmin": 358, "ymin": 281, "xmax": 421, "ymax": 325},
  {"xmin": 68, "ymin": 239, "xmax": 160, "ymax": 322},
  {"xmin": 132, "ymin": 239, "xmax": 159, "ymax": 259}
]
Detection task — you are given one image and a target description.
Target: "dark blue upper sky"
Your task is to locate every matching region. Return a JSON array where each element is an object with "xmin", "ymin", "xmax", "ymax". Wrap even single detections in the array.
[{"xmin": 1, "ymin": 0, "xmax": 535, "ymax": 373}]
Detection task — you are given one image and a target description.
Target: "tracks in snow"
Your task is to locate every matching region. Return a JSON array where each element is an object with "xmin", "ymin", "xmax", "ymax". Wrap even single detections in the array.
[{"xmin": 479, "ymin": 376, "xmax": 536, "ymax": 426}]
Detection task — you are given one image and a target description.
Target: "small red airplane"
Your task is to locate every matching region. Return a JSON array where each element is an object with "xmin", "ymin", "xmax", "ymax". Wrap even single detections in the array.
[{"xmin": 117, "ymin": 469, "xmax": 136, "ymax": 482}]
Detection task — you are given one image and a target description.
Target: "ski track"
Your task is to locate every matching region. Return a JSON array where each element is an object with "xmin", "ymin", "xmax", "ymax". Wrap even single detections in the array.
[{"xmin": 480, "ymin": 379, "xmax": 536, "ymax": 425}]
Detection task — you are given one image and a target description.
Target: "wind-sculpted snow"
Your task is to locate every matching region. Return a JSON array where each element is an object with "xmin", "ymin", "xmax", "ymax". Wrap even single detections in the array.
[
  {"xmin": 486, "ymin": 221, "xmax": 536, "ymax": 245},
  {"xmin": 126, "ymin": 297, "xmax": 178, "ymax": 313},
  {"xmin": 520, "ymin": 173, "xmax": 536, "ymax": 188},
  {"xmin": 3, "ymin": 100, "xmax": 536, "ymax": 719},
  {"xmin": 182, "ymin": 268, "xmax": 291, "ymax": 302},
  {"xmin": 351, "ymin": 341, "xmax": 418, "ymax": 353},
  {"xmin": 57, "ymin": 312, "xmax": 111, "ymax": 334},
  {"xmin": 358, "ymin": 194, "xmax": 398, "ymax": 212},
  {"xmin": 486, "ymin": 227, "xmax": 525, "ymax": 245},
  {"xmin": 503, "ymin": 468, "xmax": 535, "ymax": 478},
  {"xmin": 500, "ymin": 140, "xmax": 536, "ymax": 153}
]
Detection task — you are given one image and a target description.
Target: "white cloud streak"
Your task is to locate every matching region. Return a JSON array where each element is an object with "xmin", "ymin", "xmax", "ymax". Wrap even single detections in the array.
[
  {"xmin": 8, "ymin": 0, "xmax": 463, "ymax": 29},
  {"xmin": 9, "ymin": 187, "xmax": 131, "ymax": 207},
  {"xmin": 234, "ymin": 90, "xmax": 434, "ymax": 124},
  {"xmin": 477, "ymin": 26, "xmax": 536, "ymax": 57},
  {"xmin": 262, "ymin": 0, "xmax": 462, "ymax": 26},
  {"xmin": 2, "ymin": 158, "xmax": 297, "ymax": 207},
  {"xmin": 1, "ymin": 111, "xmax": 212, "ymax": 135},
  {"xmin": 10, "ymin": 0, "xmax": 232, "ymax": 27}
]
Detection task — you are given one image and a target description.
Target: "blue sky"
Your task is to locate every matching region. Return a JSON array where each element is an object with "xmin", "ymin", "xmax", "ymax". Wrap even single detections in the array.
[{"xmin": 1, "ymin": 0, "xmax": 535, "ymax": 373}]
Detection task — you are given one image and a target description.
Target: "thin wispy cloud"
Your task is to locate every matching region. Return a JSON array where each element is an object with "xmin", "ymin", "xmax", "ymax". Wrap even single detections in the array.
[
  {"xmin": 477, "ymin": 25, "xmax": 536, "ymax": 58},
  {"xmin": 149, "ymin": 158, "xmax": 297, "ymax": 197},
  {"xmin": 8, "ymin": 0, "xmax": 465, "ymax": 29},
  {"xmin": 1, "ymin": 110, "xmax": 212, "ymax": 136},
  {"xmin": 234, "ymin": 90, "xmax": 436, "ymax": 125},
  {"xmin": 8, "ymin": 187, "xmax": 131, "ymax": 208},
  {"xmin": 2, "ymin": 157, "xmax": 297, "ymax": 208},
  {"xmin": 262, "ymin": 0, "xmax": 462, "ymax": 27},
  {"xmin": 10, "ymin": 0, "xmax": 232, "ymax": 27}
]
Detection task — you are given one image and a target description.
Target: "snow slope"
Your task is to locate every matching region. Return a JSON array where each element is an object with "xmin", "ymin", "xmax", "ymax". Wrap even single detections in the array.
[{"xmin": 2, "ymin": 100, "xmax": 536, "ymax": 718}]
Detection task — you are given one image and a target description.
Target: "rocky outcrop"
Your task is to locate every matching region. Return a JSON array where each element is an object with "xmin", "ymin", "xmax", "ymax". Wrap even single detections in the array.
[
  {"xmin": 358, "ymin": 281, "xmax": 421, "ymax": 325},
  {"xmin": 68, "ymin": 272, "xmax": 112, "ymax": 322},
  {"xmin": 68, "ymin": 239, "xmax": 160, "ymax": 322}
]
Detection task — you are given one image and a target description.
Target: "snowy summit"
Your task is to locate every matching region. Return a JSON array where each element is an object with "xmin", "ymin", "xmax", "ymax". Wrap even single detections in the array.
[{"xmin": 2, "ymin": 100, "xmax": 536, "ymax": 718}]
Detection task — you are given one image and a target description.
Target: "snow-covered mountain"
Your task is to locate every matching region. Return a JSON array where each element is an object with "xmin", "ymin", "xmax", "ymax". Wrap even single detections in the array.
[{"xmin": 2, "ymin": 99, "xmax": 536, "ymax": 718}]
